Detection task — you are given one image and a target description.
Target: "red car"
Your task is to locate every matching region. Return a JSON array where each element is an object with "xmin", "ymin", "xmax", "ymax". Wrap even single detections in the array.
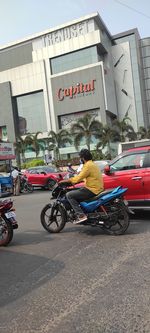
[
  {"xmin": 24, "ymin": 166, "xmax": 67, "ymax": 190},
  {"xmin": 103, "ymin": 145, "xmax": 150, "ymax": 210}
]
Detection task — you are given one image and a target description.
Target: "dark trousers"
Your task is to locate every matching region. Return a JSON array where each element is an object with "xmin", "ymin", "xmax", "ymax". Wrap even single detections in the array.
[{"xmin": 66, "ymin": 187, "xmax": 95, "ymax": 216}]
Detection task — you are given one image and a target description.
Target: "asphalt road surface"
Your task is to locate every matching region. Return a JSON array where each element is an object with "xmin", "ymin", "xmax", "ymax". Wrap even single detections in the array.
[{"xmin": 0, "ymin": 190, "xmax": 150, "ymax": 333}]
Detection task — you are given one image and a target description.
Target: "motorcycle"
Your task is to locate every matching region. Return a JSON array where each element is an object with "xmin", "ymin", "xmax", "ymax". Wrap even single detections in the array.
[
  {"xmin": 0, "ymin": 199, "xmax": 18, "ymax": 246},
  {"xmin": 20, "ymin": 174, "xmax": 34, "ymax": 194},
  {"xmin": 40, "ymin": 183, "xmax": 131, "ymax": 236}
]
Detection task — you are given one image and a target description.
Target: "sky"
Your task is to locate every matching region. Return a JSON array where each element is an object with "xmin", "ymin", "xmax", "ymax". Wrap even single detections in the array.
[{"xmin": 0, "ymin": 0, "xmax": 150, "ymax": 46}]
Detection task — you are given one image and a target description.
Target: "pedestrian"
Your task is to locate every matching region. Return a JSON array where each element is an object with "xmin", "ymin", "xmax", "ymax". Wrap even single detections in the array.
[{"xmin": 11, "ymin": 167, "xmax": 20, "ymax": 196}]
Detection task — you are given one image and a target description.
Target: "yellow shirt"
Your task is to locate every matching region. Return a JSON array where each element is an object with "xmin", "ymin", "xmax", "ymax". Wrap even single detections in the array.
[{"xmin": 69, "ymin": 160, "xmax": 104, "ymax": 195}]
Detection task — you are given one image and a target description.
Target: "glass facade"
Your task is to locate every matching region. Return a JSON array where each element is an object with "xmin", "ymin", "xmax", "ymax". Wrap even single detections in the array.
[
  {"xmin": 141, "ymin": 37, "xmax": 150, "ymax": 124},
  {"xmin": 16, "ymin": 91, "xmax": 47, "ymax": 135},
  {"xmin": 50, "ymin": 47, "xmax": 99, "ymax": 74}
]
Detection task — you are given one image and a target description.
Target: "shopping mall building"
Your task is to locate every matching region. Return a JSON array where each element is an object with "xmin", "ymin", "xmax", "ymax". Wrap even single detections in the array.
[{"xmin": 0, "ymin": 12, "xmax": 150, "ymax": 157}]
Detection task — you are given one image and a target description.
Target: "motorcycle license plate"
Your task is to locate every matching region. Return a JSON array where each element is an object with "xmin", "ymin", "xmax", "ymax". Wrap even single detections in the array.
[{"xmin": 5, "ymin": 212, "xmax": 16, "ymax": 219}]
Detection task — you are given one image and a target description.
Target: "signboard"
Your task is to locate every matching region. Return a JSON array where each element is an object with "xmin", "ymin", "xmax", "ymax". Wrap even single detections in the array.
[
  {"xmin": 33, "ymin": 19, "xmax": 94, "ymax": 50},
  {"xmin": 57, "ymin": 79, "xmax": 96, "ymax": 101},
  {"xmin": 0, "ymin": 143, "xmax": 15, "ymax": 160}
]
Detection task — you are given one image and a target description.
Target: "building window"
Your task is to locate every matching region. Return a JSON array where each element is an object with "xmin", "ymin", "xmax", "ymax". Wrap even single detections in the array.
[
  {"xmin": 145, "ymin": 78, "xmax": 150, "ymax": 89},
  {"xmin": 143, "ymin": 57, "xmax": 150, "ymax": 68},
  {"xmin": 0, "ymin": 126, "xmax": 7, "ymax": 141},
  {"xmin": 143, "ymin": 67, "xmax": 150, "ymax": 78},
  {"xmin": 146, "ymin": 89, "xmax": 150, "ymax": 100},
  {"xmin": 59, "ymin": 109, "xmax": 100, "ymax": 130},
  {"xmin": 141, "ymin": 46, "xmax": 150, "ymax": 57},
  {"xmin": 50, "ymin": 47, "xmax": 98, "ymax": 74},
  {"xmin": 58, "ymin": 109, "xmax": 100, "ymax": 147},
  {"xmin": 16, "ymin": 91, "xmax": 47, "ymax": 135}
]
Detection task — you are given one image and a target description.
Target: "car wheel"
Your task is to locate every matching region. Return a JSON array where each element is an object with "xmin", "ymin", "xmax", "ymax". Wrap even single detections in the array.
[{"xmin": 47, "ymin": 179, "xmax": 57, "ymax": 191}]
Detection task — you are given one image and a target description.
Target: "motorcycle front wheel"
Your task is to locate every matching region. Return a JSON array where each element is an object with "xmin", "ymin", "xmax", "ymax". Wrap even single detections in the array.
[
  {"xmin": 102, "ymin": 206, "xmax": 130, "ymax": 235},
  {"xmin": 40, "ymin": 204, "xmax": 66, "ymax": 233},
  {"xmin": 27, "ymin": 183, "xmax": 34, "ymax": 193},
  {"xmin": 0, "ymin": 217, "xmax": 13, "ymax": 246},
  {"xmin": 21, "ymin": 183, "xmax": 34, "ymax": 194}
]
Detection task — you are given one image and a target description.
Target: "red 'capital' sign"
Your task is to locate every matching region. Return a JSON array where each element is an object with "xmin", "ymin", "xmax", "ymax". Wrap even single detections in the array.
[{"xmin": 57, "ymin": 79, "xmax": 96, "ymax": 101}]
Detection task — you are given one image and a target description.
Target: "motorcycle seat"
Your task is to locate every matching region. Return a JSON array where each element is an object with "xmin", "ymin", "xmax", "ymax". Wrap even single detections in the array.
[{"xmin": 84, "ymin": 189, "xmax": 114, "ymax": 202}]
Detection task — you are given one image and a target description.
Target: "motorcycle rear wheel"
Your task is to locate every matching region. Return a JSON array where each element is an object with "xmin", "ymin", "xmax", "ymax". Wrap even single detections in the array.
[
  {"xmin": 40, "ymin": 204, "xmax": 66, "ymax": 233},
  {"xmin": 102, "ymin": 206, "xmax": 129, "ymax": 235},
  {"xmin": 0, "ymin": 217, "xmax": 13, "ymax": 246}
]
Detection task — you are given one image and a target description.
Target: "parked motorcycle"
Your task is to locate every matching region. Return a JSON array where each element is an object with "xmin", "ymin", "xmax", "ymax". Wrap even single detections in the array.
[
  {"xmin": 40, "ymin": 183, "xmax": 131, "ymax": 236},
  {"xmin": 20, "ymin": 174, "xmax": 34, "ymax": 194},
  {"xmin": 0, "ymin": 199, "xmax": 18, "ymax": 246}
]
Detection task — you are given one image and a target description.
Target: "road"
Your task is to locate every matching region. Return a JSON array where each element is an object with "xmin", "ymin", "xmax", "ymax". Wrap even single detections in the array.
[{"xmin": 0, "ymin": 191, "xmax": 150, "ymax": 333}]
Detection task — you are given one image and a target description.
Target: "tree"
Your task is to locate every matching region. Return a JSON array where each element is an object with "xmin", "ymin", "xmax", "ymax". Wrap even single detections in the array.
[
  {"xmin": 125, "ymin": 127, "xmax": 138, "ymax": 141},
  {"xmin": 71, "ymin": 113, "xmax": 102, "ymax": 151},
  {"xmin": 113, "ymin": 113, "xmax": 135, "ymax": 142},
  {"xmin": 137, "ymin": 126, "xmax": 150, "ymax": 139},
  {"xmin": 96, "ymin": 125, "xmax": 118, "ymax": 157},
  {"xmin": 25, "ymin": 132, "xmax": 44, "ymax": 158},
  {"xmin": 14, "ymin": 136, "xmax": 32, "ymax": 164},
  {"xmin": 48, "ymin": 129, "xmax": 72, "ymax": 160}
]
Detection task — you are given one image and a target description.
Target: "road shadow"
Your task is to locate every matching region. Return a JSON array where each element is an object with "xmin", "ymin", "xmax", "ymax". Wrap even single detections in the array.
[
  {"xmin": 61, "ymin": 224, "xmax": 109, "ymax": 236},
  {"xmin": 130, "ymin": 210, "xmax": 150, "ymax": 221},
  {"xmin": 0, "ymin": 250, "xmax": 64, "ymax": 308},
  {"xmin": 10, "ymin": 229, "xmax": 52, "ymax": 246},
  {"xmin": 61, "ymin": 213, "xmax": 150, "ymax": 236}
]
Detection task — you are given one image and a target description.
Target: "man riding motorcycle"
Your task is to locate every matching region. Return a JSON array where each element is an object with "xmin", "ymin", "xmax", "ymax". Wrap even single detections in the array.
[{"xmin": 59, "ymin": 149, "xmax": 104, "ymax": 224}]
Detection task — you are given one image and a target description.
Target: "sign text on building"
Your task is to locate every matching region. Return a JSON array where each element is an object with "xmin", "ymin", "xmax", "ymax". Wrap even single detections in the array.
[
  {"xmin": 43, "ymin": 21, "xmax": 89, "ymax": 47},
  {"xmin": 33, "ymin": 19, "xmax": 94, "ymax": 50},
  {"xmin": 57, "ymin": 79, "xmax": 96, "ymax": 101}
]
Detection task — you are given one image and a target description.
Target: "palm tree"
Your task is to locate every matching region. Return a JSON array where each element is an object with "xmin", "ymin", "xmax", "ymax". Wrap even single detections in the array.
[
  {"xmin": 137, "ymin": 126, "xmax": 150, "ymax": 139},
  {"xmin": 96, "ymin": 125, "xmax": 118, "ymax": 157},
  {"xmin": 125, "ymin": 127, "xmax": 138, "ymax": 141},
  {"xmin": 25, "ymin": 132, "xmax": 44, "ymax": 158},
  {"xmin": 113, "ymin": 113, "xmax": 134, "ymax": 142},
  {"xmin": 71, "ymin": 113, "xmax": 102, "ymax": 151},
  {"xmin": 48, "ymin": 129, "xmax": 72, "ymax": 160},
  {"xmin": 15, "ymin": 136, "xmax": 32, "ymax": 163}
]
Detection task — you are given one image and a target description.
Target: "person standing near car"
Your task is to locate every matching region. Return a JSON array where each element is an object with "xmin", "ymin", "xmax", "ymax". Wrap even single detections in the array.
[
  {"xmin": 11, "ymin": 167, "xmax": 20, "ymax": 196},
  {"xmin": 59, "ymin": 149, "xmax": 104, "ymax": 224}
]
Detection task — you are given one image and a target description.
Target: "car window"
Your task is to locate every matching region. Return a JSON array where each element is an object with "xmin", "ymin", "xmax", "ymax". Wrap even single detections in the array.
[
  {"xmin": 28, "ymin": 169, "xmax": 39, "ymax": 174},
  {"xmin": 44, "ymin": 167, "xmax": 60, "ymax": 173},
  {"xmin": 110, "ymin": 152, "xmax": 147, "ymax": 172},
  {"xmin": 27, "ymin": 167, "xmax": 60, "ymax": 174},
  {"xmin": 145, "ymin": 151, "xmax": 150, "ymax": 167}
]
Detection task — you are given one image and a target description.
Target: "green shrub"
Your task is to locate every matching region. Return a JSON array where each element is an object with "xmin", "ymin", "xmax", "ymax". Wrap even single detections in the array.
[{"xmin": 21, "ymin": 159, "xmax": 45, "ymax": 169}]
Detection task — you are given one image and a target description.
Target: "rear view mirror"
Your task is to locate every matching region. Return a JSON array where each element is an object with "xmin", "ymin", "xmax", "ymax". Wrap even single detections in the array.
[{"xmin": 104, "ymin": 165, "xmax": 110, "ymax": 174}]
